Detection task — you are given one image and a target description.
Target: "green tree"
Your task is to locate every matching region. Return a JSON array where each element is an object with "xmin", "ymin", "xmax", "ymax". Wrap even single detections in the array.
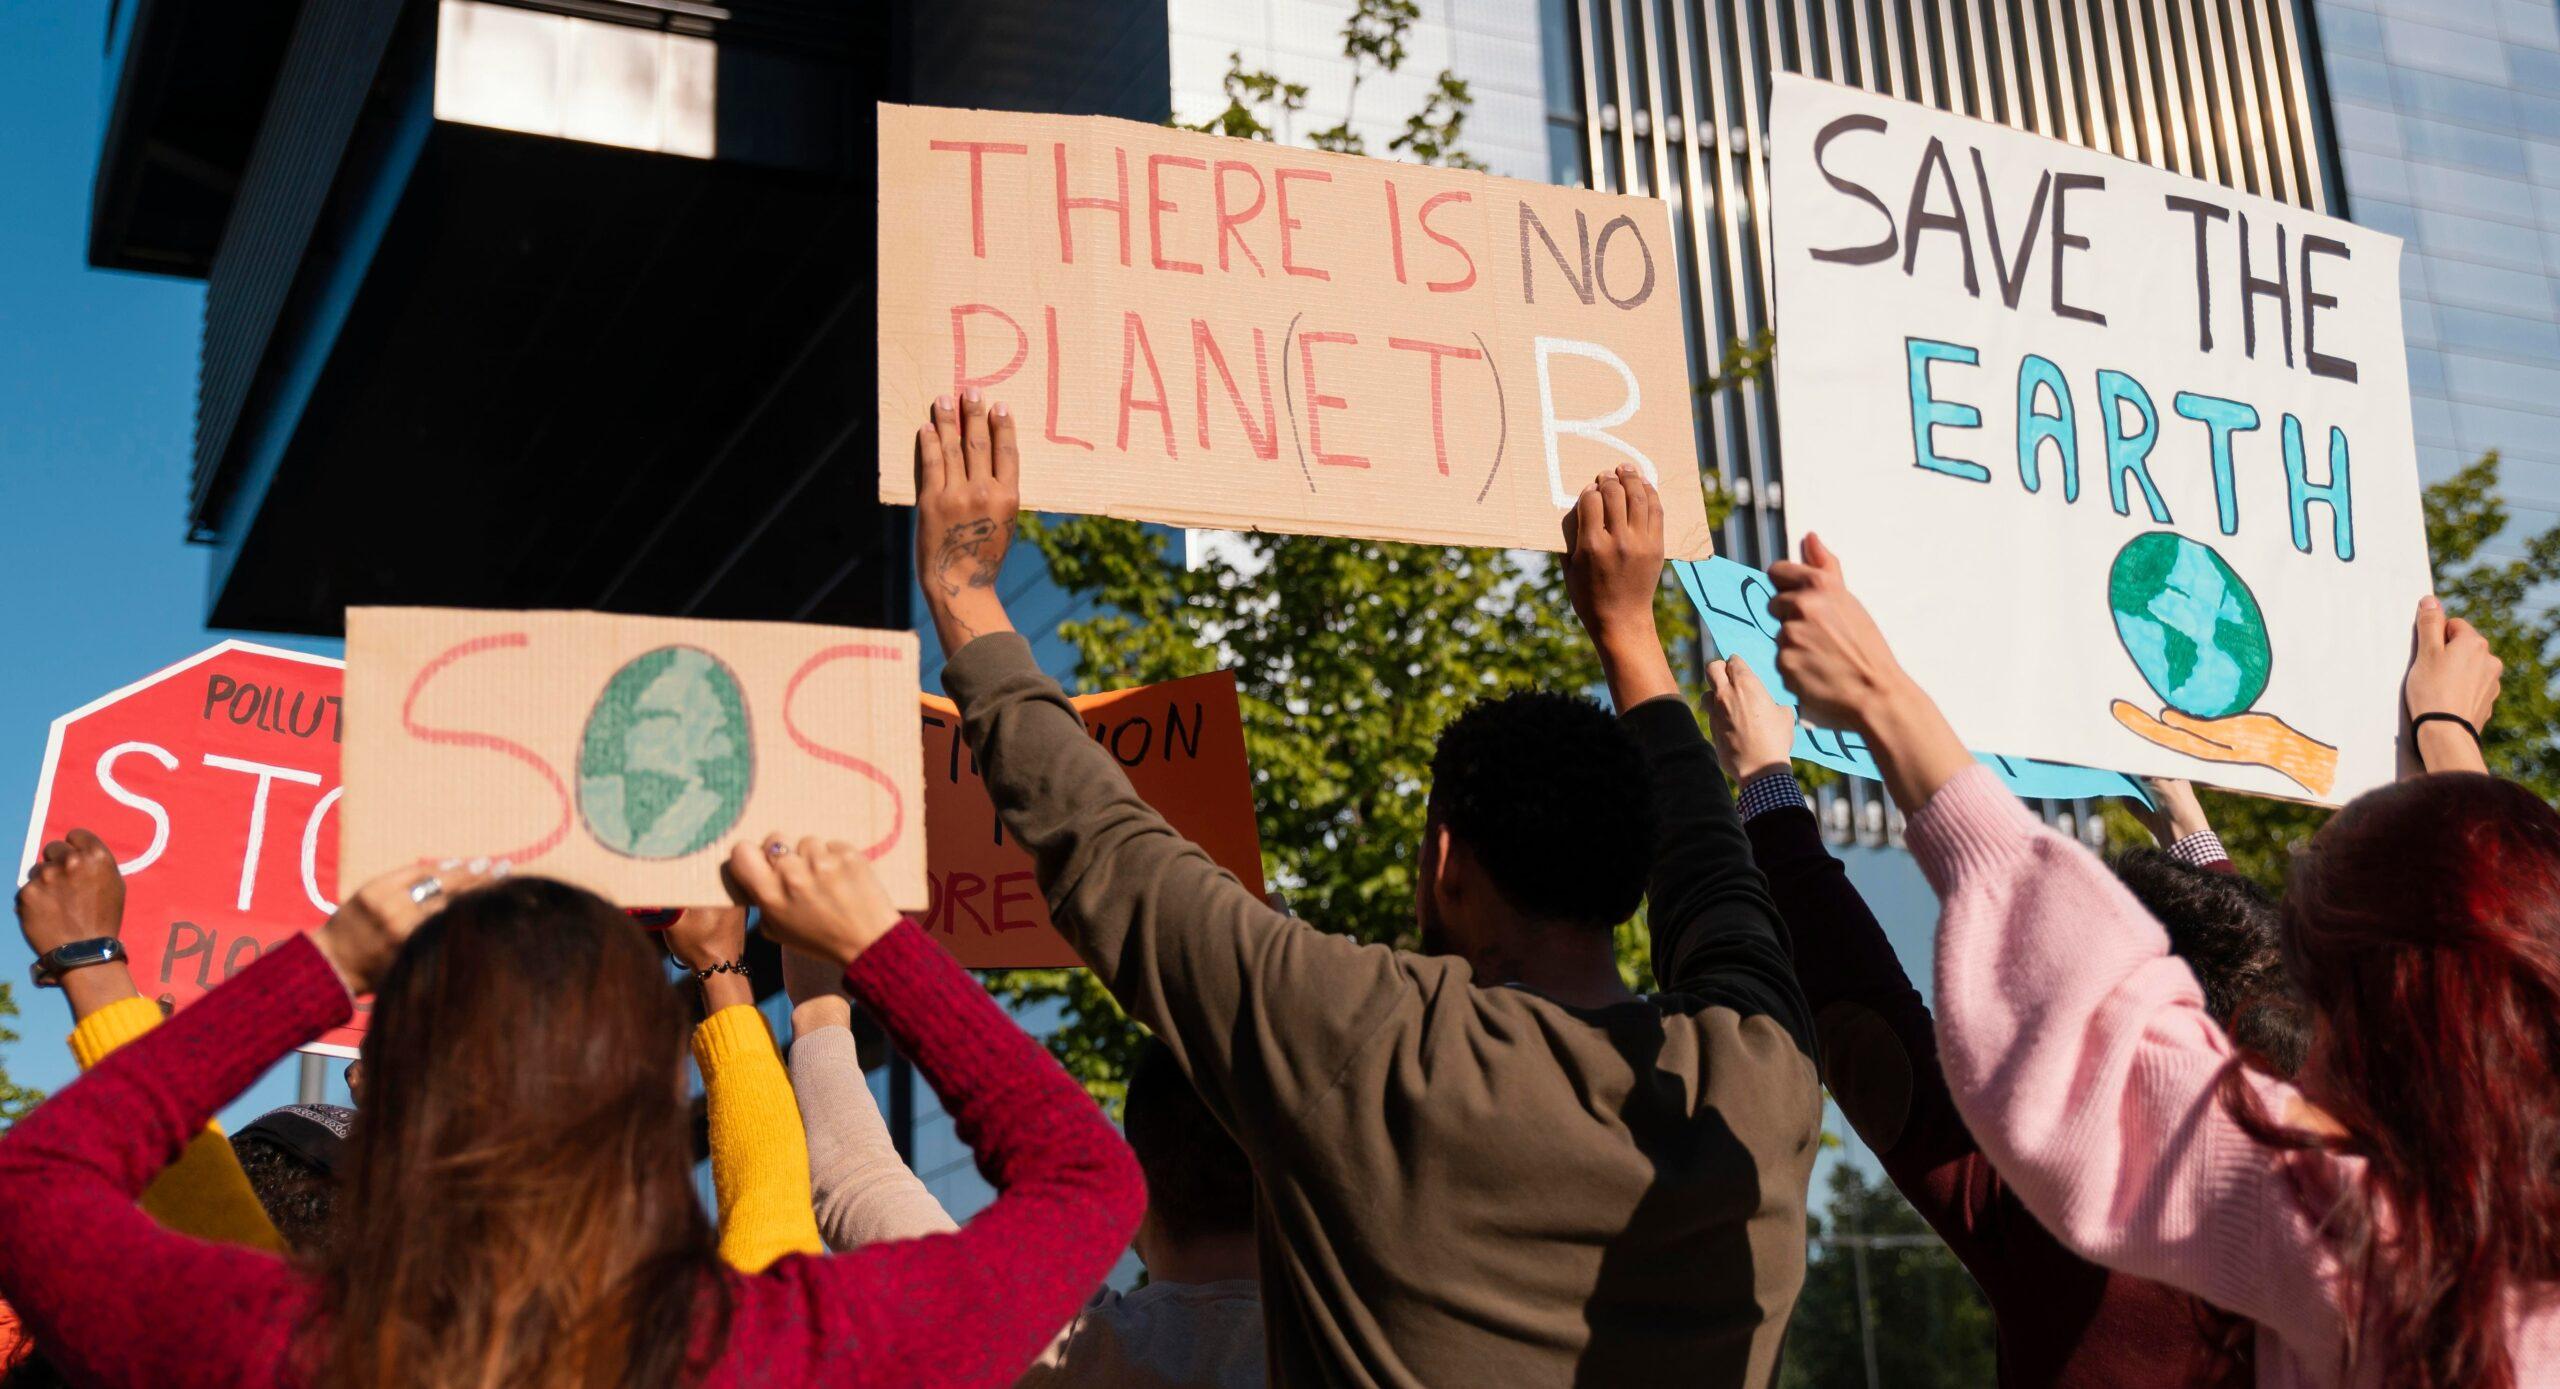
[
  {"xmin": 0, "ymin": 981, "xmax": 41, "ymax": 1129},
  {"xmin": 1781, "ymin": 1164, "xmax": 1997, "ymax": 1389},
  {"xmin": 1191, "ymin": 0, "xmax": 1483, "ymax": 170},
  {"xmin": 2107, "ymin": 452, "xmax": 2560, "ymax": 881}
]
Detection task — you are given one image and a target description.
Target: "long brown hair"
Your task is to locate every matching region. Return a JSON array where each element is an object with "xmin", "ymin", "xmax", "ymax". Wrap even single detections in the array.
[
  {"xmin": 311, "ymin": 878, "xmax": 728, "ymax": 1389},
  {"xmin": 2224, "ymin": 774, "xmax": 2560, "ymax": 1389}
]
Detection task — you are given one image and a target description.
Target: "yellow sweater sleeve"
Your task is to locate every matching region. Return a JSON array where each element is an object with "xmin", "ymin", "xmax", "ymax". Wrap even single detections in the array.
[
  {"xmin": 68, "ymin": 997, "xmax": 289, "ymax": 1254},
  {"xmin": 694, "ymin": 1004, "xmax": 826, "ymax": 1272}
]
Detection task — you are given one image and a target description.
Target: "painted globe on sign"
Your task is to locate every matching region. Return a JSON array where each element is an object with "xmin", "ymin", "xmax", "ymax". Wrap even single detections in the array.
[
  {"xmin": 578, "ymin": 646, "xmax": 754, "ymax": 859},
  {"xmin": 2107, "ymin": 533, "xmax": 2272, "ymax": 721}
]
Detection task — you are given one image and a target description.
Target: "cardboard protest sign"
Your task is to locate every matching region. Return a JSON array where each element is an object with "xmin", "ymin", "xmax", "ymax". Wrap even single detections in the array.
[
  {"xmin": 918, "ymin": 670, "xmax": 1265, "ymax": 968},
  {"xmin": 1768, "ymin": 77, "xmax": 2429, "ymax": 805},
  {"xmin": 342, "ymin": 610, "xmax": 925, "ymax": 908},
  {"xmin": 876, "ymin": 103, "xmax": 1713, "ymax": 558},
  {"xmin": 1676, "ymin": 558, "xmax": 2146, "ymax": 804},
  {"xmin": 23, "ymin": 643, "xmax": 361, "ymax": 1055}
]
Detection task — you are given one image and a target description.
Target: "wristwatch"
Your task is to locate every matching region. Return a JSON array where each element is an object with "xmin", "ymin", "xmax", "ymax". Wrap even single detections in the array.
[{"xmin": 30, "ymin": 938, "xmax": 124, "ymax": 989}]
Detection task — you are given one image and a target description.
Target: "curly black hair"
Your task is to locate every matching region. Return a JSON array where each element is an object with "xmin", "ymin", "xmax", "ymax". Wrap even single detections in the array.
[
  {"xmin": 1426, "ymin": 691, "xmax": 1652, "ymax": 931},
  {"xmin": 234, "ymin": 1134, "xmax": 340, "ymax": 1255},
  {"xmin": 2112, "ymin": 849, "xmax": 2307, "ymax": 1078},
  {"xmin": 1121, "ymin": 1040, "xmax": 1254, "ymax": 1245}
]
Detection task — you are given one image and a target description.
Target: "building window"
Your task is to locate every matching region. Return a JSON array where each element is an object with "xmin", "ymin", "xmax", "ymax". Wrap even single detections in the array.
[{"xmin": 1541, "ymin": 0, "xmax": 1588, "ymax": 187}]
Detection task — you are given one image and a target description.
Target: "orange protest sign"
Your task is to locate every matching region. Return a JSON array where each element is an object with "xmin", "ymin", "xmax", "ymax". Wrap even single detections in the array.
[
  {"xmin": 876, "ymin": 103, "xmax": 1711, "ymax": 558},
  {"xmin": 343, "ymin": 608, "xmax": 925, "ymax": 908},
  {"xmin": 918, "ymin": 670, "xmax": 1265, "ymax": 968}
]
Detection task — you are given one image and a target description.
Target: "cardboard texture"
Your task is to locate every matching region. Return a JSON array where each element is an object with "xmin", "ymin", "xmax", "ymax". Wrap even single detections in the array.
[
  {"xmin": 876, "ymin": 103, "xmax": 1713, "ymax": 557},
  {"xmin": 918, "ymin": 670, "xmax": 1265, "ymax": 968},
  {"xmin": 22, "ymin": 642, "xmax": 363, "ymax": 1056},
  {"xmin": 343, "ymin": 609, "xmax": 925, "ymax": 908},
  {"xmin": 1768, "ymin": 77, "xmax": 2429, "ymax": 805}
]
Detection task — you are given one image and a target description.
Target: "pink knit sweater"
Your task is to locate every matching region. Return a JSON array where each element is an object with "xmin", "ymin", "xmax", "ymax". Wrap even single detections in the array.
[{"xmin": 1910, "ymin": 765, "xmax": 2560, "ymax": 1387}]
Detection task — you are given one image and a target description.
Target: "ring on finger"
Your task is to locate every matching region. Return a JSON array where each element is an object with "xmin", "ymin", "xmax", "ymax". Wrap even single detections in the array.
[
  {"xmin": 766, "ymin": 839, "xmax": 792, "ymax": 858},
  {"xmin": 408, "ymin": 876, "xmax": 445, "ymax": 905}
]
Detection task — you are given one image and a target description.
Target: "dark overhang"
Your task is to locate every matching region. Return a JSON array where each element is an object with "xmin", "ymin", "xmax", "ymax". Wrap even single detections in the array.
[
  {"xmin": 91, "ymin": 0, "xmax": 1170, "ymax": 635},
  {"xmin": 90, "ymin": 0, "xmax": 309, "ymax": 276}
]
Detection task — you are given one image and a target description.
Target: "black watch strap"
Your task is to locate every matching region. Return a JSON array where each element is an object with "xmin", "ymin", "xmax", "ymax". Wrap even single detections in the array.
[{"xmin": 31, "ymin": 937, "xmax": 126, "ymax": 989}]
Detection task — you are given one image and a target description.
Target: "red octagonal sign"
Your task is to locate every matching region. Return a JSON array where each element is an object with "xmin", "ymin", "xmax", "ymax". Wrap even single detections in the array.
[{"xmin": 21, "ymin": 642, "xmax": 358, "ymax": 1055}]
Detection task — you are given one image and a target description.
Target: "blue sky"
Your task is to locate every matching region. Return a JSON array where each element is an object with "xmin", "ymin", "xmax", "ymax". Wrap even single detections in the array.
[{"xmin": 0, "ymin": 1, "xmax": 347, "ymax": 1122}]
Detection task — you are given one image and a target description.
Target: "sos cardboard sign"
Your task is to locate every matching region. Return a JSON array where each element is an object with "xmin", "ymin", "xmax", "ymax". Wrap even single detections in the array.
[
  {"xmin": 342, "ymin": 609, "xmax": 926, "ymax": 908},
  {"xmin": 23, "ymin": 642, "xmax": 360, "ymax": 1056}
]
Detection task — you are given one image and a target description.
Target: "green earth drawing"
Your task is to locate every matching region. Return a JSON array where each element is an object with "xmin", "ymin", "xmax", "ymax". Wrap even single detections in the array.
[
  {"xmin": 2107, "ymin": 533, "xmax": 2272, "ymax": 721},
  {"xmin": 578, "ymin": 645, "xmax": 754, "ymax": 859}
]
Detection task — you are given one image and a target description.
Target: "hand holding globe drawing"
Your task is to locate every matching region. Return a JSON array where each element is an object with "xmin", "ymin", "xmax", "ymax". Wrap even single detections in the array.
[{"xmin": 2106, "ymin": 532, "xmax": 2338, "ymax": 798}]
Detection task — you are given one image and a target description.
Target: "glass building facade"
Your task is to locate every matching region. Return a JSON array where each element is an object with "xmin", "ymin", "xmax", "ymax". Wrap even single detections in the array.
[{"xmin": 2316, "ymin": 0, "xmax": 2560, "ymax": 552}]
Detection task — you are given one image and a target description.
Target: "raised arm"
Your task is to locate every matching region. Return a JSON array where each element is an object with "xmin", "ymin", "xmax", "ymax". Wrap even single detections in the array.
[
  {"xmin": 662, "ymin": 907, "xmax": 825, "ymax": 1272},
  {"xmin": 911, "ymin": 392, "xmax": 1415, "ymax": 1135},
  {"xmin": 2405, "ymin": 594, "xmax": 2501, "ymax": 776},
  {"xmin": 2122, "ymin": 777, "xmax": 2235, "ymax": 873},
  {"xmin": 0, "ymin": 855, "xmax": 502, "ymax": 1388},
  {"xmin": 1564, "ymin": 470, "xmax": 1809, "ymax": 1049},
  {"xmin": 723, "ymin": 838, "xmax": 1143, "ymax": 1388},
  {"xmin": 22, "ymin": 832, "xmax": 285, "ymax": 1253},
  {"xmin": 1699, "ymin": 657, "xmax": 2018, "ymax": 1274},
  {"xmin": 1768, "ymin": 536, "xmax": 2348, "ymax": 1354},
  {"xmin": 779, "ymin": 945, "xmax": 957, "ymax": 1248}
]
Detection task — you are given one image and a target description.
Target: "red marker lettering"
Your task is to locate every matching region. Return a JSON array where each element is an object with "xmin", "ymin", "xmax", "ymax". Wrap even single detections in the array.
[
  {"xmin": 1054, "ymin": 143, "xmax": 1131, "ymax": 267},
  {"xmin": 782, "ymin": 644, "xmax": 908, "ymax": 860},
  {"xmin": 1212, "ymin": 161, "xmax": 1268, "ymax": 275},
  {"xmin": 1192, "ymin": 319, "xmax": 1277, "ymax": 459},
  {"xmin": 1419, "ymin": 191, "xmax": 1477, "ymax": 293},
  {"xmin": 1387, "ymin": 337, "xmax": 1484, "ymax": 476},
  {"xmin": 1296, "ymin": 331, "xmax": 1366, "ymax": 468},
  {"xmin": 1044, "ymin": 306, "xmax": 1095, "ymax": 451},
  {"xmin": 1118, "ymin": 312, "xmax": 1177, "ymax": 456},
  {"xmin": 401, "ymin": 634, "xmax": 571, "ymax": 863},
  {"xmin": 1275, "ymin": 168, "xmax": 1332, "ymax": 281},
  {"xmin": 927, "ymin": 140, "xmax": 1027, "ymax": 258},
  {"xmin": 949, "ymin": 303, "xmax": 1027, "ymax": 397},
  {"xmin": 1147, "ymin": 153, "xmax": 1207, "ymax": 274}
]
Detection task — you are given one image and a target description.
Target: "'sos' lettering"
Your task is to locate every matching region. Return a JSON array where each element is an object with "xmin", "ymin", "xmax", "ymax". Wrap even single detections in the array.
[{"xmin": 404, "ymin": 637, "xmax": 907, "ymax": 862}]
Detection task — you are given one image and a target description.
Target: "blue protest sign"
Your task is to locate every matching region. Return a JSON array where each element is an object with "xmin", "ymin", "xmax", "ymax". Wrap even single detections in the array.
[{"xmin": 1674, "ymin": 557, "xmax": 2149, "ymax": 806}]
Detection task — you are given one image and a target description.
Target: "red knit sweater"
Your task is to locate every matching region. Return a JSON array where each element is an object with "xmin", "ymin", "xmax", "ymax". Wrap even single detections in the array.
[{"xmin": 0, "ymin": 923, "xmax": 1143, "ymax": 1388}]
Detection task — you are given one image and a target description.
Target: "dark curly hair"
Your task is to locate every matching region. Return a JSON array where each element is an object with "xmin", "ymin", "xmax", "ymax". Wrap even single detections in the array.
[
  {"xmin": 234, "ymin": 1134, "xmax": 340, "ymax": 1255},
  {"xmin": 1426, "ymin": 692, "xmax": 1651, "ymax": 931},
  {"xmin": 1121, "ymin": 1041, "xmax": 1253, "ymax": 1245},
  {"xmin": 2112, "ymin": 849, "xmax": 2305, "ymax": 1078}
]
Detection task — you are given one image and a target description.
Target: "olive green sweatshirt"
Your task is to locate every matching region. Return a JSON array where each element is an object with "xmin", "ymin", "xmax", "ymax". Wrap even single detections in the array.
[{"xmin": 945, "ymin": 634, "xmax": 1822, "ymax": 1388}]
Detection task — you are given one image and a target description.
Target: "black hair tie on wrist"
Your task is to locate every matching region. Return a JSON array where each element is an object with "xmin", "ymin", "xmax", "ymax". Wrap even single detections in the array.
[
  {"xmin": 2412, "ymin": 711, "xmax": 2482, "ymax": 744},
  {"xmin": 693, "ymin": 959, "xmax": 749, "ymax": 981}
]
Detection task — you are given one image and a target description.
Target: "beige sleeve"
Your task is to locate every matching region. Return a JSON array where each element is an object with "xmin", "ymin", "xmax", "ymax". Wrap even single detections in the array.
[{"xmin": 787, "ymin": 1022, "xmax": 960, "ymax": 1249}]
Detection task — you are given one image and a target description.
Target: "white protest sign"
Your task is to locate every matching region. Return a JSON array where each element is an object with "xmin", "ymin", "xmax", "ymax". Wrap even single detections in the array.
[{"xmin": 1769, "ymin": 76, "xmax": 2429, "ymax": 805}]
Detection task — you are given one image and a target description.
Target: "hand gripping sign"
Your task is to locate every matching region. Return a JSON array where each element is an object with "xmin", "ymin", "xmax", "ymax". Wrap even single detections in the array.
[{"xmin": 23, "ymin": 642, "xmax": 361, "ymax": 1055}]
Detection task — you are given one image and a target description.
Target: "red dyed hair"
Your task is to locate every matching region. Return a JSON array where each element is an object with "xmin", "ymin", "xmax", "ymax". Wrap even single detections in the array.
[{"xmin": 2225, "ymin": 773, "xmax": 2560, "ymax": 1389}]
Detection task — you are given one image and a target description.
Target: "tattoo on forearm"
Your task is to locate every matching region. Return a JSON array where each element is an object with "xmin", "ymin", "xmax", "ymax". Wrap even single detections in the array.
[{"xmin": 930, "ymin": 519, "xmax": 1011, "ymax": 599}]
